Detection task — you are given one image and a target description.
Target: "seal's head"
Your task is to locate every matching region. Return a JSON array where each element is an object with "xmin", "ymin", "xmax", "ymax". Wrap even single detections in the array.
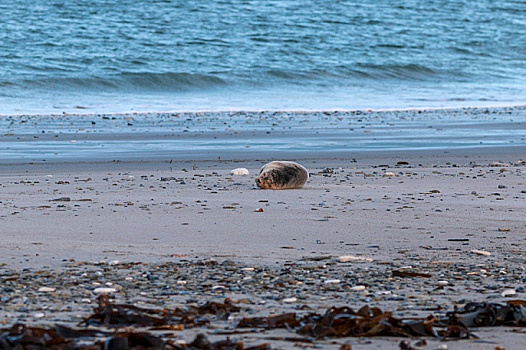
[{"xmin": 255, "ymin": 171, "xmax": 275, "ymax": 189}]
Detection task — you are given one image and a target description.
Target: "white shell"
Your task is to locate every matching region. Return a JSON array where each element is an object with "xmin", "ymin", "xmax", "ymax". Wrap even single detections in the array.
[
  {"xmin": 471, "ymin": 249, "xmax": 491, "ymax": 256},
  {"xmin": 501, "ymin": 289, "xmax": 517, "ymax": 297},
  {"xmin": 350, "ymin": 285, "xmax": 366, "ymax": 291},
  {"xmin": 324, "ymin": 279, "xmax": 341, "ymax": 284},
  {"xmin": 93, "ymin": 287, "xmax": 117, "ymax": 294},
  {"xmin": 338, "ymin": 255, "xmax": 373, "ymax": 262},
  {"xmin": 230, "ymin": 168, "xmax": 250, "ymax": 175}
]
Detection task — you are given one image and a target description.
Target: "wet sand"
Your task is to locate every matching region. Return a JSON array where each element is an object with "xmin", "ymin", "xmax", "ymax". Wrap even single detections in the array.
[{"xmin": 1, "ymin": 143, "xmax": 525, "ymax": 349}]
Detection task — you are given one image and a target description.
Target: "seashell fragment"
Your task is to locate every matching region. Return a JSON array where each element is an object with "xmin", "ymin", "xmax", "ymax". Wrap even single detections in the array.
[
  {"xmin": 350, "ymin": 285, "xmax": 366, "ymax": 291},
  {"xmin": 338, "ymin": 255, "xmax": 373, "ymax": 263},
  {"xmin": 471, "ymin": 249, "xmax": 491, "ymax": 256},
  {"xmin": 93, "ymin": 287, "xmax": 117, "ymax": 294},
  {"xmin": 324, "ymin": 279, "xmax": 341, "ymax": 284},
  {"xmin": 230, "ymin": 168, "xmax": 249, "ymax": 175},
  {"xmin": 501, "ymin": 289, "xmax": 517, "ymax": 297}
]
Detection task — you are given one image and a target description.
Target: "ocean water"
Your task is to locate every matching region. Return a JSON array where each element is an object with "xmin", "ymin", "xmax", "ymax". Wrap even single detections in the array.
[{"xmin": 1, "ymin": 0, "xmax": 526, "ymax": 115}]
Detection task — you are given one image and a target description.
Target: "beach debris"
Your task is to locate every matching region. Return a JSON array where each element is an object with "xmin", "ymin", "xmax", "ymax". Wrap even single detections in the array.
[
  {"xmin": 399, "ymin": 339, "xmax": 427, "ymax": 350},
  {"xmin": 0, "ymin": 324, "xmax": 268, "ymax": 350},
  {"xmin": 238, "ymin": 301, "xmax": 526, "ymax": 339},
  {"xmin": 80, "ymin": 295, "xmax": 240, "ymax": 327},
  {"xmin": 349, "ymin": 285, "xmax": 366, "ymax": 291},
  {"xmin": 501, "ymin": 289, "xmax": 517, "ymax": 297},
  {"xmin": 50, "ymin": 197, "xmax": 71, "ymax": 202},
  {"xmin": 282, "ymin": 297, "xmax": 298, "ymax": 303},
  {"xmin": 471, "ymin": 249, "xmax": 491, "ymax": 256},
  {"xmin": 447, "ymin": 300, "xmax": 526, "ymax": 327},
  {"xmin": 324, "ymin": 279, "xmax": 341, "ymax": 284},
  {"xmin": 392, "ymin": 270, "xmax": 432, "ymax": 278},
  {"xmin": 489, "ymin": 161, "xmax": 509, "ymax": 167},
  {"xmin": 254, "ymin": 207, "xmax": 264, "ymax": 212},
  {"xmin": 338, "ymin": 255, "xmax": 374, "ymax": 263},
  {"xmin": 231, "ymin": 167, "xmax": 250, "ymax": 175},
  {"xmin": 238, "ymin": 313, "xmax": 300, "ymax": 329}
]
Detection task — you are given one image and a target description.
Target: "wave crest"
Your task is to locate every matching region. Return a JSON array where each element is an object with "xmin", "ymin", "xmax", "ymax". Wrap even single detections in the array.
[{"xmin": 21, "ymin": 72, "xmax": 227, "ymax": 91}]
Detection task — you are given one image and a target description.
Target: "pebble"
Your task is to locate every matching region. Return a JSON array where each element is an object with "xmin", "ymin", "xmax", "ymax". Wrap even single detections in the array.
[
  {"xmin": 437, "ymin": 280, "xmax": 449, "ymax": 286},
  {"xmin": 230, "ymin": 168, "xmax": 250, "ymax": 175},
  {"xmin": 38, "ymin": 287, "xmax": 56, "ymax": 293},
  {"xmin": 383, "ymin": 172, "xmax": 395, "ymax": 177}
]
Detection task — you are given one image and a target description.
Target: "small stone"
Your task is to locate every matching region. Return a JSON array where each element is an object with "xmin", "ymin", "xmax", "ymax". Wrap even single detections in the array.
[
  {"xmin": 33, "ymin": 312, "xmax": 45, "ymax": 318},
  {"xmin": 498, "ymin": 228, "xmax": 510, "ymax": 232},
  {"xmin": 437, "ymin": 280, "xmax": 449, "ymax": 286},
  {"xmin": 230, "ymin": 168, "xmax": 249, "ymax": 175},
  {"xmin": 38, "ymin": 287, "xmax": 56, "ymax": 292},
  {"xmin": 254, "ymin": 208, "xmax": 264, "ymax": 212},
  {"xmin": 383, "ymin": 172, "xmax": 395, "ymax": 177},
  {"xmin": 50, "ymin": 197, "xmax": 71, "ymax": 202}
]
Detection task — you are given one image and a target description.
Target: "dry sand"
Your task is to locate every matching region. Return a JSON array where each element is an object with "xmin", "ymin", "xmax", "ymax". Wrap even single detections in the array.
[{"xmin": 1, "ymin": 145, "xmax": 525, "ymax": 349}]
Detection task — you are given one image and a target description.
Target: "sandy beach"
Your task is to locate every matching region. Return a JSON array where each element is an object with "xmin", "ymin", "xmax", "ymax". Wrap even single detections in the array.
[{"xmin": 1, "ymin": 127, "xmax": 526, "ymax": 349}]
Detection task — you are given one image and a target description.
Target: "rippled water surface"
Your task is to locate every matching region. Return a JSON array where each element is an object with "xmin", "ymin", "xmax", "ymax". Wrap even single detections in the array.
[{"xmin": 1, "ymin": 0, "xmax": 525, "ymax": 114}]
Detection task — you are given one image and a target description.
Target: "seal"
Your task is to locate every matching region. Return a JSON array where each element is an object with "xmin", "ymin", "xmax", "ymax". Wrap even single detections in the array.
[{"xmin": 255, "ymin": 161, "xmax": 309, "ymax": 190}]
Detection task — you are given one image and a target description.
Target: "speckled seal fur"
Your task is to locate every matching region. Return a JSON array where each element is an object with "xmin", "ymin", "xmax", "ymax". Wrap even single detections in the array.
[{"xmin": 255, "ymin": 161, "xmax": 309, "ymax": 190}]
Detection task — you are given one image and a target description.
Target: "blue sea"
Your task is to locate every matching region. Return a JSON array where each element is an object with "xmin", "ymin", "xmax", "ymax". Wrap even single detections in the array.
[{"xmin": 1, "ymin": 0, "xmax": 526, "ymax": 115}]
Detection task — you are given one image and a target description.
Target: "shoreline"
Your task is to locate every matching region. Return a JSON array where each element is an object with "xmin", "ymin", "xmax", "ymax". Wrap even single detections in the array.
[
  {"xmin": 1, "ymin": 106, "xmax": 526, "ymax": 164},
  {"xmin": 2, "ymin": 102, "xmax": 525, "ymax": 119}
]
